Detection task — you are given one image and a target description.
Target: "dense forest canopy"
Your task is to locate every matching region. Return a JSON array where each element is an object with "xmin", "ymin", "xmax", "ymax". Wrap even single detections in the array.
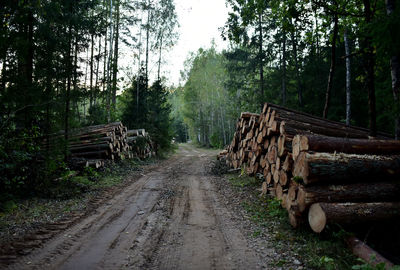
[
  {"xmin": 1, "ymin": 0, "xmax": 400, "ymax": 197},
  {"xmin": 0, "ymin": 0, "xmax": 178, "ymax": 197},
  {"xmin": 172, "ymin": 0, "xmax": 400, "ymax": 147}
]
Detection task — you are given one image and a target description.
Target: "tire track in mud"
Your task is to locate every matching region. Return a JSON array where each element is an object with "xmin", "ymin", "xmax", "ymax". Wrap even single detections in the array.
[{"xmin": 4, "ymin": 145, "xmax": 264, "ymax": 270}]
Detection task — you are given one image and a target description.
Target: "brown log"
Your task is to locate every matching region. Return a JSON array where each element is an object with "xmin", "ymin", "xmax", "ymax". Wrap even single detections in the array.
[
  {"xmin": 276, "ymin": 184, "xmax": 283, "ymax": 200},
  {"xmin": 308, "ymin": 202, "xmax": 400, "ymax": 233},
  {"xmin": 282, "ymin": 154, "xmax": 293, "ymax": 172},
  {"xmin": 69, "ymin": 142, "xmax": 112, "ymax": 153},
  {"xmin": 288, "ymin": 181, "xmax": 299, "ymax": 201},
  {"xmin": 266, "ymin": 172, "xmax": 272, "ymax": 185},
  {"xmin": 297, "ymin": 182, "xmax": 400, "ymax": 213},
  {"xmin": 279, "ymin": 170, "xmax": 288, "ymax": 186},
  {"xmin": 289, "ymin": 210, "xmax": 305, "ymax": 228},
  {"xmin": 294, "ymin": 134, "xmax": 400, "ymax": 159},
  {"xmin": 261, "ymin": 181, "xmax": 267, "ymax": 196},
  {"xmin": 346, "ymin": 237, "xmax": 394, "ymax": 269},
  {"xmin": 277, "ymin": 135, "xmax": 291, "ymax": 157},
  {"xmin": 241, "ymin": 111, "xmax": 259, "ymax": 119},
  {"xmin": 293, "ymin": 152, "xmax": 400, "ymax": 185},
  {"xmin": 71, "ymin": 150, "xmax": 109, "ymax": 159},
  {"xmin": 267, "ymin": 146, "xmax": 277, "ymax": 164},
  {"xmin": 273, "ymin": 169, "xmax": 280, "ymax": 184},
  {"xmin": 264, "ymin": 103, "xmax": 391, "ymax": 138}
]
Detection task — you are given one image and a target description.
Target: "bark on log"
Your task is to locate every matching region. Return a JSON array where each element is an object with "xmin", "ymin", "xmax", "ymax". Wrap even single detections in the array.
[
  {"xmin": 293, "ymin": 134, "xmax": 400, "ymax": 160},
  {"xmin": 308, "ymin": 202, "xmax": 400, "ymax": 233},
  {"xmin": 264, "ymin": 103, "xmax": 391, "ymax": 138},
  {"xmin": 293, "ymin": 152, "xmax": 400, "ymax": 185},
  {"xmin": 297, "ymin": 182, "xmax": 400, "ymax": 213},
  {"xmin": 346, "ymin": 237, "xmax": 394, "ymax": 269}
]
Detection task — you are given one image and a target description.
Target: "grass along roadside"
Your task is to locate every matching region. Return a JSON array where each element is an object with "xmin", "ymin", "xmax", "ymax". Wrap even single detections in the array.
[{"xmin": 225, "ymin": 172, "xmax": 359, "ymax": 270}]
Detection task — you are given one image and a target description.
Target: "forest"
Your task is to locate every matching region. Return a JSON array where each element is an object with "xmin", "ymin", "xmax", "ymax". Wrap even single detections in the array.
[
  {"xmin": 0, "ymin": 0, "xmax": 178, "ymax": 200},
  {"xmin": 1, "ymin": 0, "xmax": 400, "ymax": 206},
  {"xmin": 173, "ymin": 0, "xmax": 400, "ymax": 148}
]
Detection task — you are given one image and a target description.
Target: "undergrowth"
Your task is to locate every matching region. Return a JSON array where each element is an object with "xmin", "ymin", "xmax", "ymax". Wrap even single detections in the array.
[
  {"xmin": 0, "ymin": 157, "xmax": 159, "ymax": 241},
  {"xmin": 227, "ymin": 173, "xmax": 360, "ymax": 270}
]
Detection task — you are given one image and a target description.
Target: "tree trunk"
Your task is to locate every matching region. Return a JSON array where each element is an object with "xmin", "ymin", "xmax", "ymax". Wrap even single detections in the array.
[
  {"xmin": 346, "ymin": 237, "xmax": 394, "ymax": 268},
  {"xmin": 282, "ymin": 31, "xmax": 287, "ymax": 106},
  {"xmin": 73, "ymin": 37, "xmax": 80, "ymax": 122},
  {"xmin": 293, "ymin": 134, "xmax": 400, "ymax": 157},
  {"xmin": 90, "ymin": 33, "xmax": 94, "ymax": 108},
  {"xmin": 293, "ymin": 151, "xmax": 400, "ymax": 185},
  {"xmin": 308, "ymin": 202, "xmax": 400, "ymax": 233},
  {"xmin": 291, "ymin": 28, "xmax": 303, "ymax": 107},
  {"xmin": 363, "ymin": 0, "xmax": 377, "ymax": 137},
  {"xmin": 297, "ymin": 182, "xmax": 400, "ymax": 213},
  {"xmin": 344, "ymin": 28, "xmax": 351, "ymax": 125},
  {"xmin": 112, "ymin": 0, "xmax": 120, "ymax": 108},
  {"xmin": 106, "ymin": 0, "xmax": 114, "ymax": 122},
  {"xmin": 65, "ymin": 6, "xmax": 74, "ymax": 158},
  {"xmin": 323, "ymin": 14, "xmax": 338, "ymax": 119},
  {"xmin": 95, "ymin": 36, "xmax": 102, "ymax": 106},
  {"xmin": 258, "ymin": 12, "xmax": 264, "ymax": 108},
  {"xmin": 157, "ymin": 34, "xmax": 163, "ymax": 81},
  {"xmin": 386, "ymin": 0, "xmax": 400, "ymax": 139},
  {"xmin": 145, "ymin": 0, "xmax": 151, "ymax": 89}
]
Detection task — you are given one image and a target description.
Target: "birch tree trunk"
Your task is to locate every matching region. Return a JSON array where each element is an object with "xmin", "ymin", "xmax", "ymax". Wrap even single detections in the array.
[
  {"xmin": 112, "ymin": 0, "xmax": 120, "ymax": 108},
  {"xmin": 258, "ymin": 12, "xmax": 264, "ymax": 108},
  {"xmin": 344, "ymin": 28, "xmax": 351, "ymax": 125},
  {"xmin": 282, "ymin": 31, "xmax": 287, "ymax": 106},
  {"xmin": 323, "ymin": 14, "xmax": 338, "ymax": 119}
]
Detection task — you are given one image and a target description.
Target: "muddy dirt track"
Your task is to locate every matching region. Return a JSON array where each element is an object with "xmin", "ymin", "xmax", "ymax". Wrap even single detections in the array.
[{"xmin": 5, "ymin": 144, "xmax": 266, "ymax": 270}]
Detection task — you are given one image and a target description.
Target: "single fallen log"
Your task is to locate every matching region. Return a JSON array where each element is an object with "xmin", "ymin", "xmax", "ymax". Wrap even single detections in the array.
[
  {"xmin": 293, "ymin": 152, "xmax": 400, "ymax": 185},
  {"xmin": 265, "ymin": 103, "xmax": 392, "ymax": 139},
  {"xmin": 293, "ymin": 134, "xmax": 400, "ymax": 160},
  {"xmin": 346, "ymin": 237, "xmax": 394, "ymax": 269},
  {"xmin": 297, "ymin": 182, "xmax": 400, "ymax": 212},
  {"xmin": 308, "ymin": 202, "xmax": 400, "ymax": 233}
]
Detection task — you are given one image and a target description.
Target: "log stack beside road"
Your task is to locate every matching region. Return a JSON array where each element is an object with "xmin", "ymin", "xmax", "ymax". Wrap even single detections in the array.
[
  {"xmin": 42, "ymin": 123, "xmax": 155, "ymax": 170},
  {"xmin": 222, "ymin": 103, "xmax": 400, "ymax": 233}
]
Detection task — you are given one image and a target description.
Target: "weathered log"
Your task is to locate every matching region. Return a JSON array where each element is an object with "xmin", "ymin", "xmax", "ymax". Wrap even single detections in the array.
[
  {"xmin": 69, "ymin": 142, "xmax": 113, "ymax": 153},
  {"xmin": 308, "ymin": 202, "xmax": 400, "ymax": 233},
  {"xmin": 293, "ymin": 152, "xmax": 400, "ymax": 185},
  {"xmin": 265, "ymin": 103, "xmax": 391, "ymax": 138},
  {"xmin": 297, "ymin": 182, "xmax": 400, "ymax": 213},
  {"xmin": 71, "ymin": 150, "xmax": 109, "ymax": 159},
  {"xmin": 282, "ymin": 153, "xmax": 293, "ymax": 172},
  {"xmin": 346, "ymin": 237, "xmax": 394, "ymax": 269},
  {"xmin": 293, "ymin": 134, "xmax": 400, "ymax": 160}
]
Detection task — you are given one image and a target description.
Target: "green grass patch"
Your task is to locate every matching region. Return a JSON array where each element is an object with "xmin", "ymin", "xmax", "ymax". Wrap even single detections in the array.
[
  {"xmin": 228, "ymin": 174, "xmax": 260, "ymax": 188},
  {"xmin": 236, "ymin": 188, "xmax": 359, "ymax": 270}
]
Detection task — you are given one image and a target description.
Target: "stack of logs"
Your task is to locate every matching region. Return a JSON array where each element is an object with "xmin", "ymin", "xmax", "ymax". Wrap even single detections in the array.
[
  {"xmin": 223, "ymin": 103, "xmax": 400, "ymax": 233},
  {"xmin": 43, "ymin": 123, "xmax": 155, "ymax": 170},
  {"xmin": 127, "ymin": 129, "xmax": 155, "ymax": 159}
]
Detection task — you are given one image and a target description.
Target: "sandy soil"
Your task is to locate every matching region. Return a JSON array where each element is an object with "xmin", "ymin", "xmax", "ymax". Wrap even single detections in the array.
[{"xmin": 3, "ymin": 144, "xmax": 268, "ymax": 270}]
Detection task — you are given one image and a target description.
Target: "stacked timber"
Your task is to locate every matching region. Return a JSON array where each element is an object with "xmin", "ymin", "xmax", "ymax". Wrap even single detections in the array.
[
  {"xmin": 42, "ymin": 122, "xmax": 133, "ymax": 169},
  {"xmin": 291, "ymin": 134, "xmax": 400, "ymax": 233},
  {"xmin": 127, "ymin": 129, "xmax": 155, "ymax": 159},
  {"xmin": 224, "ymin": 103, "xmax": 400, "ymax": 233}
]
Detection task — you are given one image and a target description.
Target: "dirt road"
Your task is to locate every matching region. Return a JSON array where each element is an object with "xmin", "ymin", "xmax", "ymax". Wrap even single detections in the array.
[{"xmin": 6, "ymin": 144, "xmax": 267, "ymax": 270}]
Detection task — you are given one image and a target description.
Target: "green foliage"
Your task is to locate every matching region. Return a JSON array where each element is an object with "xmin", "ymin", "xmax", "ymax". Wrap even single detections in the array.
[
  {"xmin": 121, "ymin": 76, "xmax": 173, "ymax": 153},
  {"xmin": 352, "ymin": 257, "xmax": 400, "ymax": 270}
]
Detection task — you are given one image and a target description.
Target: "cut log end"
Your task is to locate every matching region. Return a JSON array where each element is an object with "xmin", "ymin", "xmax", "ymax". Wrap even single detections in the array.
[{"xmin": 308, "ymin": 203, "xmax": 326, "ymax": 233}]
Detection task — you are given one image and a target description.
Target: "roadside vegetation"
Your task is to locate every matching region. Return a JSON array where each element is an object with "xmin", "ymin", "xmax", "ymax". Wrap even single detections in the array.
[
  {"xmin": 220, "ymin": 165, "xmax": 399, "ymax": 270},
  {"xmin": 0, "ymin": 156, "xmax": 163, "ymax": 243}
]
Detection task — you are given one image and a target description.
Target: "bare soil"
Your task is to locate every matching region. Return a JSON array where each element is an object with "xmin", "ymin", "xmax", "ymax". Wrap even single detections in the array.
[{"xmin": 1, "ymin": 144, "xmax": 292, "ymax": 270}]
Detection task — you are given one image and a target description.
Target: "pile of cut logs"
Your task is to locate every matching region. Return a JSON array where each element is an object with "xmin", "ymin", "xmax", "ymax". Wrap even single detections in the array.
[
  {"xmin": 222, "ymin": 103, "xmax": 400, "ymax": 233},
  {"xmin": 127, "ymin": 129, "xmax": 155, "ymax": 159},
  {"xmin": 42, "ymin": 123, "xmax": 154, "ymax": 169}
]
